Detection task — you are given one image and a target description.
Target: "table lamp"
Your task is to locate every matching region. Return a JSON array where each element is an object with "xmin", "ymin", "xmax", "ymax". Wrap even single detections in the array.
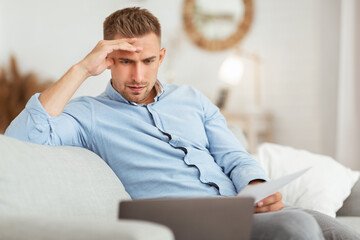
[{"xmin": 216, "ymin": 48, "xmax": 261, "ymax": 110}]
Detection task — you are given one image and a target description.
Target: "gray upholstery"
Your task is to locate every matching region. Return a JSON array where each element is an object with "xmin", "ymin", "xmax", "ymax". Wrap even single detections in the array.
[
  {"xmin": 337, "ymin": 179, "xmax": 360, "ymax": 217},
  {"xmin": 0, "ymin": 215, "xmax": 174, "ymax": 240},
  {"xmin": 0, "ymin": 134, "xmax": 174, "ymax": 240},
  {"xmin": 336, "ymin": 217, "xmax": 360, "ymax": 234},
  {"xmin": 0, "ymin": 134, "xmax": 130, "ymax": 220}
]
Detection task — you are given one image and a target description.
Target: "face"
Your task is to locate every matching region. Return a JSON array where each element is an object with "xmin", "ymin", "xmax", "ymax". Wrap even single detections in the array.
[{"xmin": 109, "ymin": 33, "xmax": 166, "ymax": 105}]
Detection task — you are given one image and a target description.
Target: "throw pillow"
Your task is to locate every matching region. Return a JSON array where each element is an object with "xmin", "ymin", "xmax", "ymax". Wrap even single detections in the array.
[{"xmin": 256, "ymin": 143, "xmax": 360, "ymax": 218}]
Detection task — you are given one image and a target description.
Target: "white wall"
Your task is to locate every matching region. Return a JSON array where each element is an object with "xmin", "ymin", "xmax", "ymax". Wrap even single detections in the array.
[
  {"xmin": 0, "ymin": 2, "xmax": 5, "ymax": 63},
  {"xmin": 0, "ymin": 0, "xmax": 340, "ymax": 157},
  {"xmin": 319, "ymin": 0, "xmax": 340, "ymax": 158}
]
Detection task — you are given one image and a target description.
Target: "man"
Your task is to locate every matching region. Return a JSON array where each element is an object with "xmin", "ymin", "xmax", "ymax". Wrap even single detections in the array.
[{"xmin": 5, "ymin": 7, "xmax": 359, "ymax": 240}]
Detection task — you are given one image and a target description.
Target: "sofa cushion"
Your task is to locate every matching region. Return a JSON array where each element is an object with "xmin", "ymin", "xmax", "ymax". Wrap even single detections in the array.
[
  {"xmin": 0, "ymin": 134, "xmax": 130, "ymax": 220},
  {"xmin": 0, "ymin": 215, "xmax": 174, "ymax": 240},
  {"xmin": 336, "ymin": 217, "xmax": 360, "ymax": 234},
  {"xmin": 337, "ymin": 179, "xmax": 360, "ymax": 216}
]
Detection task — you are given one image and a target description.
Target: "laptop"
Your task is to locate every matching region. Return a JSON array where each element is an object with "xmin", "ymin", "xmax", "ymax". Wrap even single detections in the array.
[{"xmin": 119, "ymin": 197, "xmax": 254, "ymax": 240}]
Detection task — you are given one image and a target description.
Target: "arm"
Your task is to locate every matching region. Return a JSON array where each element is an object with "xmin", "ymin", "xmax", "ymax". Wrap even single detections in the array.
[
  {"xmin": 201, "ymin": 94, "xmax": 268, "ymax": 191},
  {"xmin": 199, "ymin": 91, "xmax": 283, "ymax": 212},
  {"xmin": 5, "ymin": 38, "xmax": 141, "ymax": 144},
  {"xmin": 40, "ymin": 38, "xmax": 141, "ymax": 116}
]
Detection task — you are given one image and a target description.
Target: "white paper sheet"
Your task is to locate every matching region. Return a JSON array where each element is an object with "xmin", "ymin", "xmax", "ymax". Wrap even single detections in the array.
[{"xmin": 237, "ymin": 167, "xmax": 311, "ymax": 204}]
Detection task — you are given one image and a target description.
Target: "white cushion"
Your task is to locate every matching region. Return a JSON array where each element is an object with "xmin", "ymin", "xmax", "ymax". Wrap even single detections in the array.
[
  {"xmin": 0, "ymin": 134, "xmax": 130, "ymax": 220},
  {"xmin": 256, "ymin": 143, "xmax": 360, "ymax": 218}
]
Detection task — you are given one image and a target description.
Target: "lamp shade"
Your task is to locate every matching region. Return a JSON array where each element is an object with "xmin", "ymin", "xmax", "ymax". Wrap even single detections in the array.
[{"xmin": 218, "ymin": 54, "xmax": 244, "ymax": 86}]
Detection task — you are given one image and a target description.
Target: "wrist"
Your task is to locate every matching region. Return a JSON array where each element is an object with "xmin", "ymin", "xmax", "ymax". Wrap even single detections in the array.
[
  {"xmin": 74, "ymin": 61, "xmax": 92, "ymax": 80},
  {"xmin": 249, "ymin": 179, "xmax": 266, "ymax": 185}
]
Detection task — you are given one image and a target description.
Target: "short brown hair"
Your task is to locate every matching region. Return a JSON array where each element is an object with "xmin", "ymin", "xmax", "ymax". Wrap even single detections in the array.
[{"xmin": 103, "ymin": 7, "xmax": 161, "ymax": 41}]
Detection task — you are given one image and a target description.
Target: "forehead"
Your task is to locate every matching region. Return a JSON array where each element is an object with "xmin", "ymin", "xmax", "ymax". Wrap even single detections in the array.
[{"xmin": 112, "ymin": 32, "xmax": 161, "ymax": 58}]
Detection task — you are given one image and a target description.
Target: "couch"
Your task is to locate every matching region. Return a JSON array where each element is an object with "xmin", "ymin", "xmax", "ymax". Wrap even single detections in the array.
[
  {"xmin": 0, "ymin": 134, "xmax": 174, "ymax": 240},
  {"xmin": 1, "ymin": 134, "xmax": 359, "ymax": 239}
]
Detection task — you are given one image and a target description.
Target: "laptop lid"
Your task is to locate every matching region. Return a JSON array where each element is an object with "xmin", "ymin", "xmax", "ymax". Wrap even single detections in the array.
[{"xmin": 119, "ymin": 197, "xmax": 254, "ymax": 240}]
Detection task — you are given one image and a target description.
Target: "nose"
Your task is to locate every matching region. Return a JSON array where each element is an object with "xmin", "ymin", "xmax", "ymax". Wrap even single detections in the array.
[{"xmin": 132, "ymin": 63, "xmax": 144, "ymax": 83}]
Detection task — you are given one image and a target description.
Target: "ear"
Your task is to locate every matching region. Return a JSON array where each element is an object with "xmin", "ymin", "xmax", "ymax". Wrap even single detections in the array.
[
  {"xmin": 158, "ymin": 48, "xmax": 166, "ymax": 66},
  {"xmin": 106, "ymin": 57, "xmax": 114, "ymax": 69}
]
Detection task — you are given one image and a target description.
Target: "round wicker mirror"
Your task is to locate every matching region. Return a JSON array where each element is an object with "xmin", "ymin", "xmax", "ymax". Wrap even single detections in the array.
[{"xmin": 183, "ymin": 0, "xmax": 253, "ymax": 51}]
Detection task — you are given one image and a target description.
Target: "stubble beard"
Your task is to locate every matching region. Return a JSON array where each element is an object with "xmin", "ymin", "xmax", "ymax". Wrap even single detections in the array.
[{"xmin": 127, "ymin": 87, "xmax": 151, "ymax": 104}]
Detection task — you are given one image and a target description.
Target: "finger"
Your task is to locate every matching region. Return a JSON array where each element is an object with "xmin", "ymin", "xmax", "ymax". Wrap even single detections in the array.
[
  {"xmin": 110, "ymin": 41, "xmax": 137, "ymax": 52},
  {"xmin": 135, "ymin": 46, "xmax": 143, "ymax": 53},
  {"xmin": 127, "ymin": 38, "xmax": 137, "ymax": 43},
  {"xmin": 256, "ymin": 192, "xmax": 282, "ymax": 208},
  {"xmin": 255, "ymin": 200, "xmax": 284, "ymax": 213},
  {"xmin": 98, "ymin": 39, "xmax": 139, "ymax": 54},
  {"xmin": 105, "ymin": 38, "xmax": 137, "ymax": 44},
  {"xmin": 110, "ymin": 38, "xmax": 138, "ymax": 47}
]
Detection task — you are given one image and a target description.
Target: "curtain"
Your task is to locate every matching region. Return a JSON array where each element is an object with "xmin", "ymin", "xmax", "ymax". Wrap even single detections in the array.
[{"xmin": 336, "ymin": 0, "xmax": 360, "ymax": 170}]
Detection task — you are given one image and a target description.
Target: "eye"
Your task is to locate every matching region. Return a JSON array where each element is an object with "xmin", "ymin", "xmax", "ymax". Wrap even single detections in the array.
[
  {"xmin": 118, "ymin": 58, "xmax": 133, "ymax": 64},
  {"xmin": 144, "ymin": 59, "xmax": 154, "ymax": 64}
]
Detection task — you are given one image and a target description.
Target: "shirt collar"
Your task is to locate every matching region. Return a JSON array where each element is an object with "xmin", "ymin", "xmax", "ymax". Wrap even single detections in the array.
[{"xmin": 105, "ymin": 79, "xmax": 164, "ymax": 105}]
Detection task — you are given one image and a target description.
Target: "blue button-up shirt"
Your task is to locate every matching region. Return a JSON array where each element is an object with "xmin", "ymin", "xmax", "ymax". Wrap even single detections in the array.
[{"xmin": 5, "ymin": 81, "xmax": 268, "ymax": 199}]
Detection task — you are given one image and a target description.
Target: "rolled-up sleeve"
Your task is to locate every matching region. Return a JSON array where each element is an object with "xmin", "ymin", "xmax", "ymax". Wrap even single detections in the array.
[{"xmin": 5, "ymin": 93, "xmax": 93, "ymax": 148}]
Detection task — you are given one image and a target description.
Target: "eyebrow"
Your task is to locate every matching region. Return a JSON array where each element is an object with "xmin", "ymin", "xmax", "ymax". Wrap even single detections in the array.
[
  {"xmin": 118, "ymin": 56, "xmax": 157, "ymax": 62},
  {"xmin": 144, "ymin": 56, "xmax": 157, "ymax": 61}
]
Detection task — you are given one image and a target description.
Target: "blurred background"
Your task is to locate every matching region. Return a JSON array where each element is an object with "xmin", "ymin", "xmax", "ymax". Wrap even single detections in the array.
[{"xmin": 0, "ymin": 0, "xmax": 359, "ymax": 169}]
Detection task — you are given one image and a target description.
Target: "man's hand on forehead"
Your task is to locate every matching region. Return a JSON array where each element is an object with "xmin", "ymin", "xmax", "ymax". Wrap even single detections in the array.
[
  {"xmin": 106, "ymin": 38, "xmax": 143, "ymax": 60},
  {"xmin": 111, "ymin": 38, "xmax": 143, "ymax": 52},
  {"xmin": 79, "ymin": 38, "xmax": 143, "ymax": 77}
]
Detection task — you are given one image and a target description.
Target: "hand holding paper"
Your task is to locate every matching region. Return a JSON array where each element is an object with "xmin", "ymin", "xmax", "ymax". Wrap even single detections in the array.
[{"xmin": 238, "ymin": 167, "xmax": 311, "ymax": 204}]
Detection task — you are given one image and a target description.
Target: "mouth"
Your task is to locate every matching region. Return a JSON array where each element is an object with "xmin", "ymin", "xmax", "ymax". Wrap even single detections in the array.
[{"xmin": 128, "ymin": 86, "xmax": 145, "ymax": 92}]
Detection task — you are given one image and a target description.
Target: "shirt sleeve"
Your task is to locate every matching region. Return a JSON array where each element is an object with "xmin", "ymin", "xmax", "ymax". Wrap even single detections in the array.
[
  {"xmin": 200, "ymin": 91, "xmax": 270, "ymax": 193},
  {"xmin": 5, "ymin": 93, "xmax": 93, "ymax": 147}
]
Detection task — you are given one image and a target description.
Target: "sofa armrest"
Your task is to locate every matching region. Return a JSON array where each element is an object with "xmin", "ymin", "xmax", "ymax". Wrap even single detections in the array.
[
  {"xmin": 0, "ymin": 215, "xmax": 174, "ymax": 240},
  {"xmin": 337, "ymin": 179, "xmax": 360, "ymax": 216}
]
